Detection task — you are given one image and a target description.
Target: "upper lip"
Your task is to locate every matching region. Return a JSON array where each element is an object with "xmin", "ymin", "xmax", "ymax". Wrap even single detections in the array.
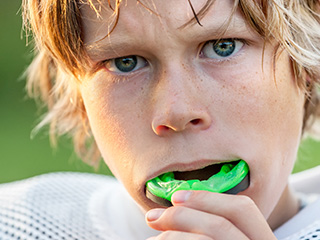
[{"xmin": 146, "ymin": 159, "xmax": 240, "ymax": 182}]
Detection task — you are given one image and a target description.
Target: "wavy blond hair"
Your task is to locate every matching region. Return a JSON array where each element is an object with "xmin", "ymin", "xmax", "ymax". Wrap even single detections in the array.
[{"xmin": 22, "ymin": 0, "xmax": 320, "ymax": 167}]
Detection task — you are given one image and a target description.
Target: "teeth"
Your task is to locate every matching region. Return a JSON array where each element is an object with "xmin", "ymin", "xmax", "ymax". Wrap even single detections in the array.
[{"xmin": 173, "ymin": 161, "xmax": 239, "ymax": 181}]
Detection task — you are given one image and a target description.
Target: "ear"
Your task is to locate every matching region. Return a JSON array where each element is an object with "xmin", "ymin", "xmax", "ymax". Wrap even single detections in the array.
[
  {"xmin": 304, "ymin": 70, "xmax": 313, "ymax": 93},
  {"xmin": 306, "ymin": 73, "xmax": 311, "ymax": 84}
]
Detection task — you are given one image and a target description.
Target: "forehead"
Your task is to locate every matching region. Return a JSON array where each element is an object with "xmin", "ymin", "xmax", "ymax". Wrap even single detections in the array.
[{"xmin": 80, "ymin": 0, "xmax": 245, "ymax": 45}]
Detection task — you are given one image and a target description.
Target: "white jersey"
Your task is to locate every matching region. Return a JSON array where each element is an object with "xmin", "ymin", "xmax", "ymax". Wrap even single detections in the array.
[
  {"xmin": 0, "ymin": 168, "xmax": 319, "ymax": 240},
  {"xmin": 0, "ymin": 172, "xmax": 158, "ymax": 240},
  {"xmin": 274, "ymin": 166, "xmax": 320, "ymax": 240},
  {"xmin": 274, "ymin": 197, "xmax": 320, "ymax": 240}
]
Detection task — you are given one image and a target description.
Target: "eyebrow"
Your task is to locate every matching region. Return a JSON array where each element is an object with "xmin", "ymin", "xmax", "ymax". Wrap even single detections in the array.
[
  {"xmin": 182, "ymin": 13, "xmax": 250, "ymax": 37},
  {"xmin": 85, "ymin": 34, "xmax": 135, "ymax": 60}
]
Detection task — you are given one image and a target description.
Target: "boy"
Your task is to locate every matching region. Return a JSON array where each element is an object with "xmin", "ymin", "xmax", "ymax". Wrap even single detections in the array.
[{"xmin": 1, "ymin": 0, "xmax": 320, "ymax": 239}]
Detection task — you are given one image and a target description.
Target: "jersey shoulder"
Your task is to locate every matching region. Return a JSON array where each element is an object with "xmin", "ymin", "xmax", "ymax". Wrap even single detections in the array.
[
  {"xmin": 274, "ymin": 196, "xmax": 320, "ymax": 240},
  {"xmin": 0, "ymin": 172, "xmax": 120, "ymax": 240}
]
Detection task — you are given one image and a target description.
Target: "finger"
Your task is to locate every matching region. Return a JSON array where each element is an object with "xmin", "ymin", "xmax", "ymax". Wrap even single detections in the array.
[
  {"xmin": 147, "ymin": 231, "xmax": 213, "ymax": 240},
  {"xmin": 171, "ymin": 191, "xmax": 275, "ymax": 240},
  {"xmin": 146, "ymin": 206, "xmax": 249, "ymax": 240}
]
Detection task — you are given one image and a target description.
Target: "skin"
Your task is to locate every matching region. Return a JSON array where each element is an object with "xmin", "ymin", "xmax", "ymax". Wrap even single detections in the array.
[{"xmin": 79, "ymin": 0, "xmax": 305, "ymax": 238}]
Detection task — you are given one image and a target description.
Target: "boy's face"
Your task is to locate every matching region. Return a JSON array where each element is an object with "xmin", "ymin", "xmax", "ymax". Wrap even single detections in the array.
[{"xmin": 79, "ymin": 0, "xmax": 305, "ymax": 218}]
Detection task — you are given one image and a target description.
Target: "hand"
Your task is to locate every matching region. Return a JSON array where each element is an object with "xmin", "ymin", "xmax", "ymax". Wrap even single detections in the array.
[{"xmin": 145, "ymin": 191, "xmax": 276, "ymax": 240}]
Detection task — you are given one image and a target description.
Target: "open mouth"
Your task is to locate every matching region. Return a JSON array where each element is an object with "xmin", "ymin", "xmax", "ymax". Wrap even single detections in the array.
[
  {"xmin": 173, "ymin": 161, "xmax": 227, "ymax": 181},
  {"xmin": 146, "ymin": 160, "xmax": 250, "ymax": 207}
]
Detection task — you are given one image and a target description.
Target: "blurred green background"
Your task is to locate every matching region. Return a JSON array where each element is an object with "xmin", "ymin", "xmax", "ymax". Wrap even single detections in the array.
[
  {"xmin": 1, "ymin": 1, "xmax": 320, "ymax": 184},
  {"xmin": 0, "ymin": 1, "xmax": 111, "ymax": 183}
]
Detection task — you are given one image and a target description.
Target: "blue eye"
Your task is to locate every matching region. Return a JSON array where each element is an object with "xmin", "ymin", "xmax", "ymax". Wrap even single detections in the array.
[
  {"xmin": 104, "ymin": 55, "xmax": 148, "ymax": 73},
  {"xmin": 201, "ymin": 39, "xmax": 244, "ymax": 60}
]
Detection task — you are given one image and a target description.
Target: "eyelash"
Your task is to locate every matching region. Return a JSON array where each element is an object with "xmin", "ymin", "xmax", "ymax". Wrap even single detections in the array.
[
  {"xmin": 199, "ymin": 38, "xmax": 247, "ymax": 63},
  {"xmin": 101, "ymin": 38, "xmax": 247, "ymax": 74},
  {"xmin": 102, "ymin": 55, "xmax": 149, "ymax": 74}
]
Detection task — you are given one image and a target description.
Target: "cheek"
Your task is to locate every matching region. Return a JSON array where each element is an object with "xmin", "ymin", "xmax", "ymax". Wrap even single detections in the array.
[
  {"xmin": 79, "ymin": 72, "xmax": 153, "ymax": 182},
  {"xmin": 202, "ymin": 53, "xmax": 304, "ymax": 150},
  {"xmin": 233, "ymin": 59, "xmax": 304, "ymax": 217},
  {"xmin": 84, "ymin": 103, "xmax": 130, "ymax": 178}
]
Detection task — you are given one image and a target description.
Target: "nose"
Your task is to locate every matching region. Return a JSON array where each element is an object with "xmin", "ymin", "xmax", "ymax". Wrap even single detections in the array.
[
  {"xmin": 151, "ymin": 69, "xmax": 212, "ymax": 136},
  {"xmin": 152, "ymin": 111, "xmax": 212, "ymax": 136}
]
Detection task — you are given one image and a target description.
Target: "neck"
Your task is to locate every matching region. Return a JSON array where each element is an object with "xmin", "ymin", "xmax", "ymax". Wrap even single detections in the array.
[{"xmin": 267, "ymin": 184, "xmax": 300, "ymax": 230}]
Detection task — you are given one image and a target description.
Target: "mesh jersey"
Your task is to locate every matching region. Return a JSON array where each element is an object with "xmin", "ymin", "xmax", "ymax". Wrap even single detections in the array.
[
  {"xmin": 280, "ymin": 221, "xmax": 320, "ymax": 240},
  {"xmin": 0, "ymin": 172, "xmax": 319, "ymax": 240},
  {"xmin": 274, "ymin": 195, "xmax": 320, "ymax": 240},
  {"xmin": 0, "ymin": 172, "xmax": 157, "ymax": 240}
]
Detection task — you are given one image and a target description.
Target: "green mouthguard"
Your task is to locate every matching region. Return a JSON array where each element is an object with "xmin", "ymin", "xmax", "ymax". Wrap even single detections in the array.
[{"xmin": 146, "ymin": 160, "xmax": 249, "ymax": 205}]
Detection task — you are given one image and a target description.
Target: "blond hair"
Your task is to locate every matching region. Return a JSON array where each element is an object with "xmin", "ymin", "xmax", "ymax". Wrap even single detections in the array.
[{"xmin": 22, "ymin": 0, "xmax": 320, "ymax": 166}]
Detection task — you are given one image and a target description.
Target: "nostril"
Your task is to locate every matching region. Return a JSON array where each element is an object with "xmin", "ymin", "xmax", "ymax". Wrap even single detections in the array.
[
  {"xmin": 190, "ymin": 119, "xmax": 201, "ymax": 125},
  {"xmin": 157, "ymin": 125, "xmax": 170, "ymax": 132},
  {"xmin": 152, "ymin": 114, "xmax": 211, "ymax": 136}
]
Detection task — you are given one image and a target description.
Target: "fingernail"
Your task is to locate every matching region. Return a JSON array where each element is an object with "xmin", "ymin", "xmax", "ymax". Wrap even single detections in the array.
[
  {"xmin": 172, "ymin": 190, "xmax": 191, "ymax": 204},
  {"xmin": 146, "ymin": 209, "xmax": 165, "ymax": 222}
]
